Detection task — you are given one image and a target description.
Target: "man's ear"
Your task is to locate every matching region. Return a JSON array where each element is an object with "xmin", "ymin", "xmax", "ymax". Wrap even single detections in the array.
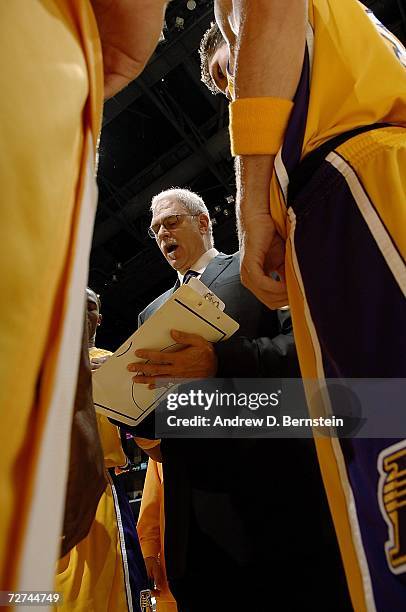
[
  {"xmin": 198, "ymin": 213, "xmax": 210, "ymax": 235},
  {"xmin": 97, "ymin": 313, "xmax": 103, "ymax": 327}
]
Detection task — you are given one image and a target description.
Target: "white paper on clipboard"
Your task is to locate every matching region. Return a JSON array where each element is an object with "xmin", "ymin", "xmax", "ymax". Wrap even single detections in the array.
[{"xmin": 92, "ymin": 283, "xmax": 239, "ymax": 426}]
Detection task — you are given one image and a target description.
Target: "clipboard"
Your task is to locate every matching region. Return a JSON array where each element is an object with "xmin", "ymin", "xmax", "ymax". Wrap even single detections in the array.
[{"xmin": 92, "ymin": 284, "xmax": 239, "ymax": 426}]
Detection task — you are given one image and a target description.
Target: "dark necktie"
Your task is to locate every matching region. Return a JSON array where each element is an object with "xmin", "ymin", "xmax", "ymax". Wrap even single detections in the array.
[{"xmin": 182, "ymin": 269, "xmax": 199, "ymax": 285}]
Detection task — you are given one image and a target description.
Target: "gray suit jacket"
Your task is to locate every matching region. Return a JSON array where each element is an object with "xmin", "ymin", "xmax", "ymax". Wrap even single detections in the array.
[
  {"xmin": 139, "ymin": 252, "xmax": 298, "ymax": 378},
  {"xmin": 134, "ymin": 254, "xmax": 344, "ymax": 583},
  {"xmin": 135, "ymin": 254, "xmax": 348, "ymax": 606}
]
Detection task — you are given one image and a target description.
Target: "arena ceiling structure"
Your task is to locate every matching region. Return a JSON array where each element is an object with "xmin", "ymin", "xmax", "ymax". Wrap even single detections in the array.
[{"xmin": 89, "ymin": 0, "xmax": 406, "ymax": 350}]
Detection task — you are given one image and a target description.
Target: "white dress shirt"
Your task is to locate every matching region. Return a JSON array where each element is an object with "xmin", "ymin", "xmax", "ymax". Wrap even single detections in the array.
[{"xmin": 177, "ymin": 248, "xmax": 219, "ymax": 283}]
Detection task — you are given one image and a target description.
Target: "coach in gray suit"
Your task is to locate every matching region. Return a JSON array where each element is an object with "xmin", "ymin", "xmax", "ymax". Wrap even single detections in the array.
[{"xmin": 128, "ymin": 189, "xmax": 350, "ymax": 612}]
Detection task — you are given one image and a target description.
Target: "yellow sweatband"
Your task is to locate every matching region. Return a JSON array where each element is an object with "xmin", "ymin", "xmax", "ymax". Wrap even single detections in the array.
[{"xmin": 229, "ymin": 97, "xmax": 294, "ymax": 156}]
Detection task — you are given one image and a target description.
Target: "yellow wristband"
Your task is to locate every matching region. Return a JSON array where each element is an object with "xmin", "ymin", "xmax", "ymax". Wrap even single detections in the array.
[{"xmin": 229, "ymin": 97, "xmax": 294, "ymax": 156}]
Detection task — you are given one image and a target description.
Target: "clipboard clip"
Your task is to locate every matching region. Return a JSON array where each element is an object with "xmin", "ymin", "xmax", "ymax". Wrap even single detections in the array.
[{"xmin": 203, "ymin": 291, "xmax": 221, "ymax": 309}]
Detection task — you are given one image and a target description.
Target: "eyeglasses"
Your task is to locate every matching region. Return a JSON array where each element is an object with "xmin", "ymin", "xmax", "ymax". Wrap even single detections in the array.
[{"xmin": 148, "ymin": 214, "xmax": 199, "ymax": 238}]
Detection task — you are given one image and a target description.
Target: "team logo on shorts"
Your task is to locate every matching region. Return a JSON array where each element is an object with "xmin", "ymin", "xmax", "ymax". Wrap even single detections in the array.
[{"xmin": 378, "ymin": 441, "xmax": 406, "ymax": 575}]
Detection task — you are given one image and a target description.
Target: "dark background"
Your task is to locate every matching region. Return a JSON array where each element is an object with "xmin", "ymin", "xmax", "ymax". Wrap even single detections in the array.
[{"xmin": 89, "ymin": 0, "xmax": 406, "ymax": 352}]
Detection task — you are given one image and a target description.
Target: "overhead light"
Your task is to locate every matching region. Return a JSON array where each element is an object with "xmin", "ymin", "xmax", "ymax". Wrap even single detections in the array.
[
  {"xmin": 225, "ymin": 195, "xmax": 235, "ymax": 204},
  {"xmin": 175, "ymin": 16, "xmax": 184, "ymax": 29},
  {"xmin": 186, "ymin": 0, "xmax": 197, "ymax": 9},
  {"xmin": 223, "ymin": 209, "xmax": 230, "ymax": 216},
  {"xmin": 214, "ymin": 205, "xmax": 221, "ymax": 213}
]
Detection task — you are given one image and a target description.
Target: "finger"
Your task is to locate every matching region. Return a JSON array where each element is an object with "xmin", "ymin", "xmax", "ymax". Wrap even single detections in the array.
[
  {"xmin": 242, "ymin": 282, "xmax": 288, "ymax": 309},
  {"xmin": 148, "ymin": 380, "xmax": 173, "ymax": 390},
  {"xmin": 128, "ymin": 362, "xmax": 173, "ymax": 375},
  {"xmin": 241, "ymin": 249, "xmax": 285, "ymax": 287},
  {"xmin": 264, "ymin": 254, "xmax": 286, "ymax": 283},
  {"xmin": 247, "ymin": 279, "xmax": 289, "ymax": 306},
  {"xmin": 132, "ymin": 373, "xmax": 175, "ymax": 384},
  {"xmin": 130, "ymin": 356, "xmax": 173, "ymax": 367},
  {"xmin": 241, "ymin": 267, "xmax": 288, "ymax": 309},
  {"xmin": 242, "ymin": 261, "xmax": 286, "ymax": 294},
  {"xmin": 132, "ymin": 375, "xmax": 161, "ymax": 385},
  {"xmin": 255, "ymin": 276, "xmax": 287, "ymax": 296},
  {"xmin": 171, "ymin": 329, "xmax": 206, "ymax": 346},
  {"xmin": 273, "ymin": 262, "xmax": 286, "ymax": 283},
  {"xmin": 134, "ymin": 349, "xmax": 174, "ymax": 364}
]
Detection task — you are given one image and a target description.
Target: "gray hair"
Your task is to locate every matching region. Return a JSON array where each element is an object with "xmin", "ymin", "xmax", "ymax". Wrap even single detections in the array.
[
  {"xmin": 86, "ymin": 287, "xmax": 101, "ymax": 310},
  {"xmin": 151, "ymin": 187, "xmax": 214, "ymax": 247}
]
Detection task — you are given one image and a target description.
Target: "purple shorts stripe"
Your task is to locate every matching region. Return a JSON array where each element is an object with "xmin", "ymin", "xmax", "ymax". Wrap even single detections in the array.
[{"xmin": 109, "ymin": 469, "xmax": 148, "ymax": 612}]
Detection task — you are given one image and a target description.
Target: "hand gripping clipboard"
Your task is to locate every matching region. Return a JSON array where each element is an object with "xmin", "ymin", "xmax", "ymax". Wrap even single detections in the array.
[{"xmin": 92, "ymin": 284, "xmax": 239, "ymax": 426}]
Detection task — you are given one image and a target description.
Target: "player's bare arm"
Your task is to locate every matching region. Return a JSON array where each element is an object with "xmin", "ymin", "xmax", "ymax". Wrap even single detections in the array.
[
  {"xmin": 91, "ymin": 0, "xmax": 169, "ymax": 99},
  {"xmin": 215, "ymin": 0, "xmax": 306, "ymax": 308}
]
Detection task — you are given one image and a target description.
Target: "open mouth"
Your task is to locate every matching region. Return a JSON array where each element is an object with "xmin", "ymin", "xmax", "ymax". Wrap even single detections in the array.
[{"xmin": 166, "ymin": 244, "xmax": 178, "ymax": 255}]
